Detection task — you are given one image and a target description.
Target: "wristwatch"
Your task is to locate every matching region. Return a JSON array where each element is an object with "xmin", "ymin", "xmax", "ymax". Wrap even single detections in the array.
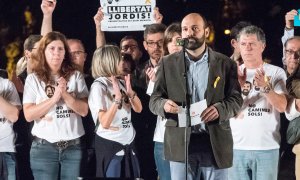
[{"xmin": 263, "ymin": 85, "xmax": 271, "ymax": 94}]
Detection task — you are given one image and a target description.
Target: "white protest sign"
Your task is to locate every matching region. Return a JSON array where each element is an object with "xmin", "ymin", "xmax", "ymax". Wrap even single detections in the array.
[{"xmin": 100, "ymin": 0, "xmax": 156, "ymax": 31}]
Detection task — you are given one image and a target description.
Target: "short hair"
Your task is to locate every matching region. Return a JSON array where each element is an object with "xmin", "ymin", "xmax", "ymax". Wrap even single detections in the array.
[
  {"xmin": 163, "ymin": 22, "xmax": 181, "ymax": 55},
  {"xmin": 24, "ymin": 35, "xmax": 42, "ymax": 51},
  {"xmin": 230, "ymin": 21, "xmax": 252, "ymax": 40},
  {"xmin": 182, "ymin": 13, "xmax": 209, "ymax": 29},
  {"xmin": 284, "ymin": 36, "xmax": 300, "ymax": 48},
  {"xmin": 31, "ymin": 31, "xmax": 76, "ymax": 83},
  {"xmin": 91, "ymin": 45, "xmax": 122, "ymax": 78},
  {"xmin": 237, "ymin": 25, "xmax": 266, "ymax": 44},
  {"xmin": 119, "ymin": 35, "xmax": 139, "ymax": 48},
  {"xmin": 67, "ymin": 39, "xmax": 85, "ymax": 52},
  {"xmin": 143, "ymin": 23, "xmax": 167, "ymax": 40},
  {"xmin": 245, "ymin": 81, "xmax": 252, "ymax": 89}
]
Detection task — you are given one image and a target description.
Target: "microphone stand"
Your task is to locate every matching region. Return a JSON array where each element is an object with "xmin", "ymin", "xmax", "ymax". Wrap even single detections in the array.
[{"xmin": 182, "ymin": 41, "xmax": 191, "ymax": 180}]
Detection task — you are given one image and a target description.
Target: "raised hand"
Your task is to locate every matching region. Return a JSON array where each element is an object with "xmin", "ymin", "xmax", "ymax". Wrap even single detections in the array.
[
  {"xmin": 254, "ymin": 67, "xmax": 268, "ymax": 88},
  {"xmin": 94, "ymin": 7, "xmax": 104, "ymax": 28},
  {"xmin": 153, "ymin": 7, "xmax": 163, "ymax": 24},
  {"xmin": 57, "ymin": 77, "xmax": 68, "ymax": 93},
  {"xmin": 285, "ymin": 9, "xmax": 298, "ymax": 29},
  {"xmin": 111, "ymin": 76, "xmax": 122, "ymax": 100},
  {"xmin": 51, "ymin": 84, "xmax": 62, "ymax": 104},
  {"xmin": 41, "ymin": 0, "xmax": 56, "ymax": 16},
  {"xmin": 146, "ymin": 67, "xmax": 156, "ymax": 82},
  {"xmin": 237, "ymin": 65, "xmax": 247, "ymax": 87},
  {"xmin": 124, "ymin": 74, "xmax": 134, "ymax": 96}
]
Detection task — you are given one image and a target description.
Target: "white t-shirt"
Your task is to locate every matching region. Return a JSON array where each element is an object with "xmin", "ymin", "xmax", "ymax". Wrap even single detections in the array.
[
  {"xmin": 88, "ymin": 77, "xmax": 135, "ymax": 145},
  {"xmin": 230, "ymin": 63, "xmax": 287, "ymax": 150},
  {"xmin": 0, "ymin": 78, "xmax": 21, "ymax": 152},
  {"xmin": 153, "ymin": 116, "xmax": 167, "ymax": 143},
  {"xmin": 147, "ymin": 77, "xmax": 167, "ymax": 143},
  {"xmin": 23, "ymin": 71, "xmax": 89, "ymax": 143},
  {"xmin": 285, "ymin": 98, "xmax": 300, "ymax": 121}
]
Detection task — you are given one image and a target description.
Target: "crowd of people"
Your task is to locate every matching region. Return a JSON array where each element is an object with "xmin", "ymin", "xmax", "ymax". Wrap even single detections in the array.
[{"xmin": 0, "ymin": 0, "xmax": 300, "ymax": 180}]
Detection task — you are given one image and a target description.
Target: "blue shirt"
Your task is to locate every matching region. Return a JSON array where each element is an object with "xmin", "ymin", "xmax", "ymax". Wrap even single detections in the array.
[
  {"xmin": 185, "ymin": 47, "xmax": 209, "ymax": 133},
  {"xmin": 186, "ymin": 48, "xmax": 209, "ymax": 104}
]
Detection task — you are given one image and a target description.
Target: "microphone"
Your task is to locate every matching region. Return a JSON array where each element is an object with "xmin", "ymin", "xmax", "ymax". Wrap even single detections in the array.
[{"xmin": 176, "ymin": 38, "xmax": 189, "ymax": 47}]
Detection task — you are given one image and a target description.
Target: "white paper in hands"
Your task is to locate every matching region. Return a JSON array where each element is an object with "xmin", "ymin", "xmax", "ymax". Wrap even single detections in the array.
[{"xmin": 178, "ymin": 99, "xmax": 207, "ymax": 127}]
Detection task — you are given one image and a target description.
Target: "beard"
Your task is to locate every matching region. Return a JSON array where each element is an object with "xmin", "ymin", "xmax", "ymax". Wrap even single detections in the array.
[
  {"xmin": 185, "ymin": 35, "xmax": 205, "ymax": 50},
  {"xmin": 242, "ymin": 89, "xmax": 249, "ymax": 96}
]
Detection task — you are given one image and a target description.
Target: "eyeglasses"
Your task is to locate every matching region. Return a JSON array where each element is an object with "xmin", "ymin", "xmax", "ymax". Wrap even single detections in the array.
[
  {"xmin": 285, "ymin": 49, "xmax": 300, "ymax": 58},
  {"xmin": 146, "ymin": 40, "xmax": 164, "ymax": 48},
  {"xmin": 71, "ymin": 51, "xmax": 85, "ymax": 56},
  {"xmin": 121, "ymin": 45, "xmax": 138, "ymax": 51}
]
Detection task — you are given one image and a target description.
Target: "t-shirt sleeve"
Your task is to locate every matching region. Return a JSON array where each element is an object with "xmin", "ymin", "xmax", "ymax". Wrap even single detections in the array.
[
  {"xmin": 23, "ymin": 74, "xmax": 37, "ymax": 104},
  {"xmin": 88, "ymin": 81, "xmax": 108, "ymax": 124},
  {"xmin": 272, "ymin": 67, "xmax": 287, "ymax": 94},
  {"xmin": 75, "ymin": 72, "xmax": 89, "ymax": 99},
  {"xmin": 285, "ymin": 98, "xmax": 300, "ymax": 121},
  {"xmin": 4, "ymin": 79, "xmax": 21, "ymax": 107}
]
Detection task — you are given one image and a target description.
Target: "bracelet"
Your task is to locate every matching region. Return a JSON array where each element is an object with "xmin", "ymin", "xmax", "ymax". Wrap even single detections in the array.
[
  {"xmin": 129, "ymin": 92, "xmax": 136, "ymax": 100},
  {"xmin": 262, "ymin": 85, "xmax": 271, "ymax": 94}
]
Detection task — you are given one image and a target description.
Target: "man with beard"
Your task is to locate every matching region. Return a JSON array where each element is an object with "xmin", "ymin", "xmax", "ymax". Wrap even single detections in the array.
[
  {"xmin": 242, "ymin": 81, "xmax": 252, "ymax": 96},
  {"xmin": 149, "ymin": 13, "xmax": 243, "ymax": 180}
]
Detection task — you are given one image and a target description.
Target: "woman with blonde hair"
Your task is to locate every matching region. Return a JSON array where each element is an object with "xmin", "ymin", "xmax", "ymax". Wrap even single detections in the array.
[
  {"xmin": 23, "ymin": 31, "xmax": 89, "ymax": 179},
  {"xmin": 89, "ymin": 45, "xmax": 142, "ymax": 178}
]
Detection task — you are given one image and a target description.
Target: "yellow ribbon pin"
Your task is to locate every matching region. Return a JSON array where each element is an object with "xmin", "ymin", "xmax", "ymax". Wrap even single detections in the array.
[
  {"xmin": 214, "ymin": 76, "xmax": 220, "ymax": 88},
  {"xmin": 145, "ymin": 0, "xmax": 151, "ymax": 4}
]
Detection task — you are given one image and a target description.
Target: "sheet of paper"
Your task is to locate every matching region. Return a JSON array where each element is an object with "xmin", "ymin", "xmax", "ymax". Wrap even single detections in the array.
[{"xmin": 178, "ymin": 99, "xmax": 207, "ymax": 127}]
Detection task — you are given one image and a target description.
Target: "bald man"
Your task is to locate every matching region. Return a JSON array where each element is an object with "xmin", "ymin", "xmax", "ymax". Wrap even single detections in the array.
[{"xmin": 149, "ymin": 13, "xmax": 243, "ymax": 180}]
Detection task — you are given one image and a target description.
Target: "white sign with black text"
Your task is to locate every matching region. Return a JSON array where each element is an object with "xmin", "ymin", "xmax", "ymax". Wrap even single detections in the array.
[{"xmin": 100, "ymin": 0, "xmax": 156, "ymax": 31}]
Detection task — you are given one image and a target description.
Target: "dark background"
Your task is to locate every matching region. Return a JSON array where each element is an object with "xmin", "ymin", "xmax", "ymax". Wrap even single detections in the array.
[{"xmin": 0, "ymin": 0, "xmax": 300, "ymax": 72}]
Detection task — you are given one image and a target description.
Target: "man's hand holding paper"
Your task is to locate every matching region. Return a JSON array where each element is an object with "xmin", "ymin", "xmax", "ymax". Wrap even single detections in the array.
[{"xmin": 178, "ymin": 99, "xmax": 209, "ymax": 127}]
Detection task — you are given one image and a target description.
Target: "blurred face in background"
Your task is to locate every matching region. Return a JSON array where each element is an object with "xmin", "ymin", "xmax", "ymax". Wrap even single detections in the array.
[
  {"xmin": 143, "ymin": 32, "xmax": 164, "ymax": 65},
  {"xmin": 25, "ymin": 41, "xmax": 40, "ymax": 73},
  {"xmin": 166, "ymin": 33, "xmax": 182, "ymax": 54},
  {"xmin": 120, "ymin": 39, "xmax": 142, "ymax": 62},
  {"xmin": 68, "ymin": 41, "xmax": 87, "ymax": 70},
  {"xmin": 285, "ymin": 38, "xmax": 300, "ymax": 74}
]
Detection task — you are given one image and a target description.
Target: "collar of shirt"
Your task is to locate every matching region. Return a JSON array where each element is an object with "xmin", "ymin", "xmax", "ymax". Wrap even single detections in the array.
[{"xmin": 185, "ymin": 47, "xmax": 209, "ymax": 65}]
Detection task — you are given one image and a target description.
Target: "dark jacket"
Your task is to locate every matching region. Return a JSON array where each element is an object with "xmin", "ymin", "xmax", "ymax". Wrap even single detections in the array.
[
  {"xmin": 95, "ymin": 135, "xmax": 137, "ymax": 178},
  {"xmin": 149, "ymin": 48, "xmax": 243, "ymax": 168}
]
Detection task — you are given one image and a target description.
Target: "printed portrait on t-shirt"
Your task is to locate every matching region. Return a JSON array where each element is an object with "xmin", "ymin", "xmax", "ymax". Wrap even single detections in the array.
[
  {"xmin": 242, "ymin": 81, "xmax": 252, "ymax": 96},
  {"xmin": 45, "ymin": 85, "xmax": 55, "ymax": 98},
  {"xmin": 253, "ymin": 79, "xmax": 260, "ymax": 91}
]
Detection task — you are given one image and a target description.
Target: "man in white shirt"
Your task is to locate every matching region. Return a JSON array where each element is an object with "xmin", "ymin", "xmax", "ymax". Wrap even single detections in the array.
[
  {"xmin": 0, "ymin": 77, "xmax": 21, "ymax": 180},
  {"xmin": 284, "ymin": 36, "xmax": 300, "ymax": 180},
  {"xmin": 229, "ymin": 25, "xmax": 288, "ymax": 180}
]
